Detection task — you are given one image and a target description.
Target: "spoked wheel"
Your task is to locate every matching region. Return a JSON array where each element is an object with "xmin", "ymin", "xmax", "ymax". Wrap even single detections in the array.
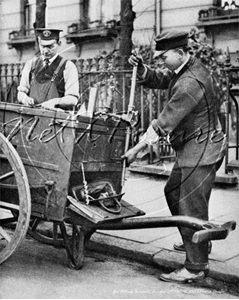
[
  {"xmin": 28, "ymin": 218, "xmax": 95, "ymax": 269},
  {"xmin": 28, "ymin": 217, "xmax": 65, "ymax": 247},
  {"xmin": 0, "ymin": 133, "xmax": 31, "ymax": 264}
]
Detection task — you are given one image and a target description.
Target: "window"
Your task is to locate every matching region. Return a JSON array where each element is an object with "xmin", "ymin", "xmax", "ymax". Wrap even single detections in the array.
[
  {"xmin": 88, "ymin": 0, "xmax": 114, "ymax": 28},
  {"xmin": 8, "ymin": 0, "xmax": 36, "ymax": 51},
  {"xmin": 66, "ymin": 0, "xmax": 119, "ymax": 46},
  {"xmin": 21, "ymin": 0, "xmax": 36, "ymax": 36}
]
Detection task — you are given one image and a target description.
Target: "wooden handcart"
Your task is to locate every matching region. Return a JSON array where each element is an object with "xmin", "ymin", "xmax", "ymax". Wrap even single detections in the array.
[{"xmin": 0, "ymin": 102, "xmax": 236, "ymax": 269}]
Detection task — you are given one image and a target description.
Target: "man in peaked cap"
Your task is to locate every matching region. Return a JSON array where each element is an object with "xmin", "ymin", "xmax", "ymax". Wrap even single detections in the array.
[
  {"xmin": 154, "ymin": 30, "xmax": 189, "ymax": 57},
  {"xmin": 123, "ymin": 30, "xmax": 226, "ymax": 283},
  {"xmin": 17, "ymin": 28, "xmax": 79, "ymax": 110}
]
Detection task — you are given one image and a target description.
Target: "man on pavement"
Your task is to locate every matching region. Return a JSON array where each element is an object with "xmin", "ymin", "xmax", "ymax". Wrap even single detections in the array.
[{"xmin": 123, "ymin": 30, "xmax": 226, "ymax": 283}]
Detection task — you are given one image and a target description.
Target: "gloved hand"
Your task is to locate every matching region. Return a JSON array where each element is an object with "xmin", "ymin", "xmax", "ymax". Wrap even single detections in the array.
[{"xmin": 128, "ymin": 50, "xmax": 145, "ymax": 76}]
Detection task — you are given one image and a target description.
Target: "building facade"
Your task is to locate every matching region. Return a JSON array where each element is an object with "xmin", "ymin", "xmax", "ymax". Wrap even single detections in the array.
[{"xmin": 0, "ymin": 0, "xmax": 238, "ymax": 64}]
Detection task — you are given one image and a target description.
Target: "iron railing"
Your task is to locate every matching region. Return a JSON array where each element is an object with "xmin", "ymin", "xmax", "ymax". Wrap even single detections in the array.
[{"xmin": 0, "ymin": 59, "xmax": 238, "ymax": 170}]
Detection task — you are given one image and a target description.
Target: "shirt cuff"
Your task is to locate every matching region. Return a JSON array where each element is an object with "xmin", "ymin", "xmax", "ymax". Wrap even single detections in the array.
[
  {"xmin": 151, "ymin": 119, "xmax": 166, "ymax": 137},
  {"xmin": 140, "ymin": 125, "xmax": 160, "ymax": 145},
  {"xmin": 17, "ymin": 86, "xmax": 29, "ymax": 94}
]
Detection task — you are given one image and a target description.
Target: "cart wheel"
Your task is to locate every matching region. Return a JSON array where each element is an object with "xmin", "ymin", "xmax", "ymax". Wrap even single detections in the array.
[
  {"xmin": 59, "ymin": 223, "xmax": 95, "ymax": 270},
  {"xmin": 28, "ymin": 218, "xmax": 65, "ymax": 247},
  {"xmin": 0, "ymin": 133, "xmax": 31, "ymax": 265},
  {"xmin": 67, "ymin": 225, "xmax": 85, "ymax": 270}
]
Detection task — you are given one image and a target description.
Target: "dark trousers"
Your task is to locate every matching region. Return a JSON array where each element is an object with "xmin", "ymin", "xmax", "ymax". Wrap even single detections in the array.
[{"xmin": 164, "ymin": 159, "xmax": 223, "ymax": 271}]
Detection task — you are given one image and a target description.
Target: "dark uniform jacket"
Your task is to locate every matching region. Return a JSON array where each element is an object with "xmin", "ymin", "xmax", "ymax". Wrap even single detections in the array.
[{"xmin": 138, "ymin": 56, "xmax": 226, "ymax": 167}]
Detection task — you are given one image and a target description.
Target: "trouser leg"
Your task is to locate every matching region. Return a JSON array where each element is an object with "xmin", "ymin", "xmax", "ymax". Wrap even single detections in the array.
[{"xmin": 164, "ymin": 160, "xmax": 221, "ymax": 271}]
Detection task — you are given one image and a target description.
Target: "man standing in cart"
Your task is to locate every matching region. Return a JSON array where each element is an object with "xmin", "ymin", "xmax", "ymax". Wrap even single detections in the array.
[
  {"xmin": 17, "ymin": 28, "xmax": 79, "ymax": 110},
  {"xmin": 123, "ymin": 30, "xmax": 226, "ymax": 283}
]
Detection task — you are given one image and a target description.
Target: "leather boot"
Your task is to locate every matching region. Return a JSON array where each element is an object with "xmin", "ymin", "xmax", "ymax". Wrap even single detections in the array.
[
  {"xmin": 159, "ymin": 267, "xmax": 206, "ymax": 283},
  {"xmin": 173, "ymin": 241, "xmax": 212, "ymax": 254}
]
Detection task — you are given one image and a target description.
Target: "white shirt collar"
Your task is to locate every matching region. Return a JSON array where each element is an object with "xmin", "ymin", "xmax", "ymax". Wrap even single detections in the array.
[
  {"xmin": 174, "ymin": 53, "xmax": 190, "ymax": 74},
  {"xmin": 42, "ymin": 53, "xmax": 58, "ymax": 65}
]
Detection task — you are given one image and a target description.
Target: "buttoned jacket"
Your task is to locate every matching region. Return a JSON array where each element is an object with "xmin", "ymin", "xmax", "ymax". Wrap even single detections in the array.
[{"xmin": 138, "ymin": 56, "xmax": 226, "ymax": 167}]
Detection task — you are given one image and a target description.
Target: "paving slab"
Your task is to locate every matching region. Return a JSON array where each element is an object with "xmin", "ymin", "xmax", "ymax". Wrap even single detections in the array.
[{"xmin": 89, "ymin": 167, "xmax": 239, "ymax": 286}]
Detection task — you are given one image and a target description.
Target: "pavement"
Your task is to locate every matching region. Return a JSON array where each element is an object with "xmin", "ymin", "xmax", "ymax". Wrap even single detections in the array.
[
  {"xmin": 3, "ymin": 154, "xmax": 238, "ymax": 290},
  {"xmin": 86, "ymin": 159, "xmax": 239, "ymax": 288}
]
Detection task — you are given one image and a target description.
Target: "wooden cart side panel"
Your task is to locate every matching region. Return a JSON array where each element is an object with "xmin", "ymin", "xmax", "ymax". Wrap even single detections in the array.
[
  {"xmin": 0, "ymin": 104, "xmax": 75, "ymax": 220},
  {"xmin": 0, "ymin": 103, "xmax": 129, "ymax": 221}
]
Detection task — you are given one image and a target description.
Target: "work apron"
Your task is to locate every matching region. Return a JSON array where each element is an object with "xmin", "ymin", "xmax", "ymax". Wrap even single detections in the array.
[
  {"xmin": 29, "ymin": 57, "xmax": 66, "ymax": 104},
  {"xmin": 30, "ymin": 79, "xmax": 59, "ymax": 104}
]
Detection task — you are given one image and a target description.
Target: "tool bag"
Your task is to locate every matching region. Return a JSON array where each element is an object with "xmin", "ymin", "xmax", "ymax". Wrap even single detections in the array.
[{"xmin": 72, "ymin": 180, "xmax": 123, "ymax": 214}]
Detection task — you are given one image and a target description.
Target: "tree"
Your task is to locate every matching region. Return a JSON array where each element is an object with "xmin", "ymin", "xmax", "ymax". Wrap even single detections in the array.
[{"xmin": 119, "ymin": 0, "xmax": 136, "ymax": 68}]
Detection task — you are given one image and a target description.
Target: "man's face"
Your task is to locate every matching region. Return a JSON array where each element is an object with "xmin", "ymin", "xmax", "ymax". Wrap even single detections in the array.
[
  {"xmin": 38, "ymin": 39, "xmax": 60, "ymax": 60},
  {"xmin": 156, "ymin": 49, "xmax": 183, "ymax": 71}
]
